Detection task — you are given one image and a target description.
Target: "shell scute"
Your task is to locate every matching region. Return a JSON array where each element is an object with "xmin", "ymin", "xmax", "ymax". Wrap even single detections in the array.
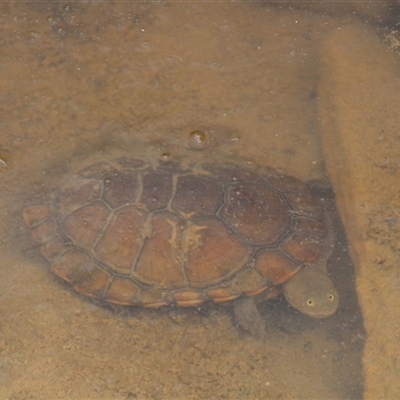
[
  {"xmin": 78, "ymin": 161, "xmax": 118, "ymax": 180},
  {"xmin": 133, "ymin": 212, "xmax": 186, "ymax": 288},
  {"xmin": 141, "ymin": 170, "xmax": 174, "ymax": 211},
  {"xmin": 184, "ymin": 218, "xmax": 251, "ymax": 288},
  {"xmin": 172, "ymin": 174, "xmax": 223, "ymax": 218},
  {"xmin": 62, "ymin": 201, "xmax": 110, "ymax": 248},
  {"xmin": 73, "ymin": 266, "xmax": 110, "ymax": 298},
  {"xmin": 220, "ymin": 181, "xmax": 290, "ymax": 246},
  {"xmin": 103, "ymin": 171, "xmax": 139, "ymax": 208},
  {"xmin": 51, "ymin": 249, "xmax": 92, "ymax": 284},
  {"xmin": 104, "ymin": 277, "xmax": 140, "ymax": 305},
  {"xmin": 53, "ymin": 180, "xmax": 102, "ymax": 217},
  {"xmin": 254, "ymin": 249, "xmax": 301, "ymax": 285},
  {"xmin": 31, "ymin": 218, "xmax": 58, "ymax": 244},
  {"xmin": 280, "ymin": 233, "xmax": 322, "ymax": 264},
  {"xmin": 95, "ymin": 206, "xmax": 146, "ymax": 275},
  {"xmin": 40, "ymin": 234, "xmax": 69, "ymax": 261}
]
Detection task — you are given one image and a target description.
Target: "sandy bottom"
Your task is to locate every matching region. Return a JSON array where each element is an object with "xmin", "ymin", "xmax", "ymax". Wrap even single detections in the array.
[{"xmin": 0, "ymin": 2, "xmax": 368, "ymax": 398}]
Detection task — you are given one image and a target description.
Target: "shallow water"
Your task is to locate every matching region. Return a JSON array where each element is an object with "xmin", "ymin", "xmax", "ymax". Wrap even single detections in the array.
[{"xmin": 0, "ymin": 2, "xmax": 375, "ymax": 398}]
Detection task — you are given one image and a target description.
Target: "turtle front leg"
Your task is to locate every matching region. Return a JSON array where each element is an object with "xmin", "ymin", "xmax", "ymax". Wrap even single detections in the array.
[{"xmin": 233, "ymin": 297, "xmax": 264, "ymax": 337}]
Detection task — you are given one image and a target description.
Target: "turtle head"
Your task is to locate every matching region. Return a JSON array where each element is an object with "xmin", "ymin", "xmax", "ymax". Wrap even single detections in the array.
[{"xmin": 282, "ymin": 267, "xmax": 339, "ymax": 318}]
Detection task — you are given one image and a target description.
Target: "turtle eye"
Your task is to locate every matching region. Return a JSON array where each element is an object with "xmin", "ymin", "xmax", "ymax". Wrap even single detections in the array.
[
  {"xmin": 328, "ymin": 293, "xmax": 335, "ymax": 302},
  {"xmin": 306, "ymin": 297, "xmax": 316, "ymax": 308}
]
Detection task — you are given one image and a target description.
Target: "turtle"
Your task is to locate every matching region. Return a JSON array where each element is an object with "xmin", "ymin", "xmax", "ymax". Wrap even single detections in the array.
[{"xmin": 23, "ymin": 157, "xmax": 339, "ymax": 336}]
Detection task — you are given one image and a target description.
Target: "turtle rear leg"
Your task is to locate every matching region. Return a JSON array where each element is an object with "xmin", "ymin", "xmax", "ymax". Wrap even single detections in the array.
[{"xmin": 233, "ymin": 297, "xmax": 264, "ymax": 337}]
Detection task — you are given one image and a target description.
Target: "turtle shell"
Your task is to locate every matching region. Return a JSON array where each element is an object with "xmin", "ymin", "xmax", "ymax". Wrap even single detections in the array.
[{"xmin": 23, "ymin": 158, "xmax": 328, "ymax": 308}]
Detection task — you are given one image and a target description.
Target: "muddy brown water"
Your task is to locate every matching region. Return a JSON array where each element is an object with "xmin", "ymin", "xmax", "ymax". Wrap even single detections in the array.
[{"xmin": 0, "ymin": 3, "xmax": 368, "ymax": 399}]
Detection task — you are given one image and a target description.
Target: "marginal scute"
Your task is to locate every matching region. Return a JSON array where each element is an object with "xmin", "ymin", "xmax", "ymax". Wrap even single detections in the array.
[
  {"xmin": 280, "ymin": 234, "xmax": 321, "ymax": 264},
  {"xmin": 40, "ymin": 233, "xmax": 69, "ymax": 261},
  {"xmin": 53, "ymin": 180, "xmax": 102, "ymax": 217},
  {"xmin": 51, "ymin": 249, "xmax": 92, "ymax": 284},
  {"xmin": 293, "ymin": 217, "xmax": 327, "ymax": 238},
  {"xmin": 268, "ymin": 173, "xmax": 306, "ymax": 193},
  {"xmin": 114, "ymin": 157, "xmax": 146, "ymax": 172},
  {"xmin": 206, "ymin": 287, "xmax": 240, "ymax": 303},
  {"xmin": 231, "ymin": 267, "xmax": 268, "ymax": 296},
  {"xmin": 22, "ymin": 204, "xmax": 52, "ymax": 227},
  {"xmin": 172, "ymin": 290, "xmax": 205, "ymax": 306},
  {"xmin": 78, "ymin": 162, "xmax": 118, "ymax": 180},
  {"xmin": 202, "ymin": 162, "xmax": 257, "ymax": 182},
  {"xmin": 73, "ymin": 266, "xmax": 109, "ymax": 298},
  {"xmin": 104, "ymin": 277, "xmax": 140, "ymax": 305},
  {"xmin": 139, "ymin": 286, "xmax": 169, "ymax": 308},
  {"xmin": 31, "ymin": 218, "xmax": 57, "ymax": 244},
  {"xmin": 284, "ymin": 191, "xmax": 323, "ymax": 219}
]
